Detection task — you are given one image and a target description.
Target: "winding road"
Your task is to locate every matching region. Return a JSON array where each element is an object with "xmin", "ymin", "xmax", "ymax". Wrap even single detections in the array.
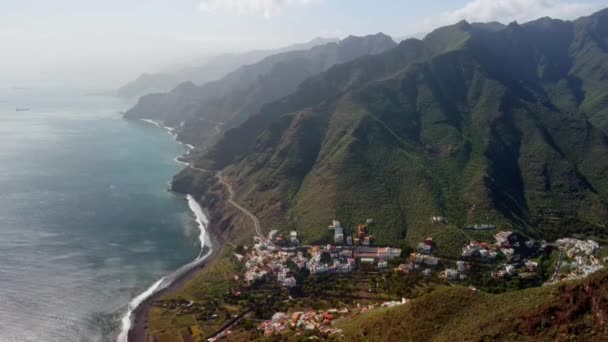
[
  {"xmin": 188, "ymin": 165, "xmax": 266, "ymax": 242},
  {"xmin": 187, "ymin": 164, "xmax": 271, "ymax": 339}
]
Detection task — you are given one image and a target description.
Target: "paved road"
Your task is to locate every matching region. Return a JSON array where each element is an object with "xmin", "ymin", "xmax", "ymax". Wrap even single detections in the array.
[{"xmin": 188, "ymin": 165, "xmax": 266, "ymax": 242}]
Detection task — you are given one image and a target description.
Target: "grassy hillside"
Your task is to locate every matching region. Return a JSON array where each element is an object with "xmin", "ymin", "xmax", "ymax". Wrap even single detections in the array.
[{"xmin": 339, "ymin": 270, "xmax": 608, "ymax": 341}]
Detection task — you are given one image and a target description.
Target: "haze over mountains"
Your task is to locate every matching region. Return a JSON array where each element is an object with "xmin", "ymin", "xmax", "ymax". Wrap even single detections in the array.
[
  {"xmin": 117, "ymin": 37, "xmax": 339, "ymax": 99},
  {"xmin": 130, "ymin": 9, "xmax": 608, "ymax": 248},
  {"xmin": 125, "ymin": 33, "xmax": 397, "ymax": 147}
]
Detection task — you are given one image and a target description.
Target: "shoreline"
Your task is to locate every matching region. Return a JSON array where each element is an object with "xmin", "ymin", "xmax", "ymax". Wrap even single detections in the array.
[
  {"xmin": 118, "ymin": 118, "xmax": 217, "ymax": 342},
  {"xmin": 127, "ymin": 245, "xmax": 218, "ymax": 342},
  {"xmin": 118, "ymin": 195, "xmax": 215, "ymax": 342}
]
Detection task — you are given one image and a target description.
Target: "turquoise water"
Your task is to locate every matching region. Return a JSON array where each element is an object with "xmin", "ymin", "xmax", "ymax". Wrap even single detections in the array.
[{"xmin": 0, "ymin": 88, "xmax": 201, "ymax": 341}]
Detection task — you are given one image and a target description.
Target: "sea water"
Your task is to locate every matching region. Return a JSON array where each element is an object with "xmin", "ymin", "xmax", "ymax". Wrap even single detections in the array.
[{"xmin": 0, "ymin": 87, "xmax": 204, "ymax": 341}]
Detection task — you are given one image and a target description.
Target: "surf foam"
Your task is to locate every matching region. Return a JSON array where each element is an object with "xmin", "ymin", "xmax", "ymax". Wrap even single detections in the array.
[
  {"xmin": 187, "ymin": 195, "xmax": 211, "ymax": 258},
  {"xmin": 117, "ymin": 121, "xmax": 212, "ymax": 341},
  {"xmin": 140, "ymin": 119, "xmax": 162, "ymax": 128},
  {"xmin": 115, "ymin": 197, "xmax": 212, "ymax": 341},
  {"xmin": 116, "ymin": 277, "xmax": 165, "ymax": 342}
]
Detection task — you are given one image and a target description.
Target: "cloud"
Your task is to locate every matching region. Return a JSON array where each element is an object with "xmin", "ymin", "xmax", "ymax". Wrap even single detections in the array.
[
  {"xmin": 199, "ymin": 0, "xmax": 326, "ymax": 18},
  {"xmin": 410, "ymin": 0, "xmax": 606, "ymax": 34}
]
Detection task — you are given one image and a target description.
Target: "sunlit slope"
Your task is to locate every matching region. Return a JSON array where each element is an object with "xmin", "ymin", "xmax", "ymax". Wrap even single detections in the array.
[{"xmin": 197, "ymin": 10, "xmax": 608, "ymax": 245}]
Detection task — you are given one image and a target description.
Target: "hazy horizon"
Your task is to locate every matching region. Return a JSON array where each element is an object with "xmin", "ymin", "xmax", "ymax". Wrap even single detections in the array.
[{"xmin": 3, "ymin": 0, "xmax": 608, "ymax": 89}]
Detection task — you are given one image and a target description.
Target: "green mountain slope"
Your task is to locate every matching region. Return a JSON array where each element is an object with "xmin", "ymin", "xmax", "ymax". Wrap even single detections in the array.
[
  {"xmin": 194, "ymin": 9, "xmax": 608, "ymax": 246},
  {"xmin": 124, "ymin": 34, "xmax": 396, "ymax": 147},
  {"xmin": 339, "ymin": 270, "xmax": 608, "ymax": 341}
]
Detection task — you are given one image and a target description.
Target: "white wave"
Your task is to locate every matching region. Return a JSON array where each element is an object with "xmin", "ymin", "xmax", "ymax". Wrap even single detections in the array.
[
  {"xmin": 139, "ymin": 119, "xmax": 162, "ymax": 128},
  {"xmin": 116, "ymin": 277, "xmax": 165, "ymax": 342},
  {"xmin": 173, "ymin": 156, "xmax": 189, "ymax": 166},
  {"xmin": 187, "ymin": 195, "xmax": 211, "ymax": 257},
  {"xmin": 116, "ymin": 197, "xmax": 212, "ymax": 341},
  {"xmin": 139, "ymin": 119, "xmax": 193, "ymax": 152},
  {"xmin": 117, "ymin": 119, "xmax": 210, "ymax": 341}
]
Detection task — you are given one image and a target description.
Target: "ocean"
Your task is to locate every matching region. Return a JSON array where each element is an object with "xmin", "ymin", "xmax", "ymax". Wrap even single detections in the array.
[{"xmin": 0, "ymin": 87, "xmax": 207, "ymax": 341}]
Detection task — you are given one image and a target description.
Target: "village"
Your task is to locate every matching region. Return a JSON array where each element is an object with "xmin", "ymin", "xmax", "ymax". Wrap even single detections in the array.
[
  {"xmin": 154, "ymin": 217, "xmax": 608, "ymax": 341},
  {"xmin": 227, "ymin": 218, "xmax": 601, "ymax": 337},
  {"xmin": 238, "ymin": 220, "xmax": 402, "ymax": 289},
  {"xmin": 229, "ymin": 218, "xmax": 608, "ymax": 338},
  {"xmin": 546, "ymin": 238, "xmax": 606, "ymax": 284}
]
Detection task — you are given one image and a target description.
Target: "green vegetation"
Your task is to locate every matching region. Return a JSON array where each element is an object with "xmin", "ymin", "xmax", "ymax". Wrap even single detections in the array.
[
  {"xmin": 338, "ymin": 270, "xmax": 608, "ymax": 341},
  {"xmin": 199, "ymin": 9, "xmax": 608, "ymax": 247},
  {"xmin": 145, "ymin": 250, "xmax": 243, "ymax": 339},
  {"xmin": 143, "ymin": 9, "xmax": 608, "ymax": 341}
]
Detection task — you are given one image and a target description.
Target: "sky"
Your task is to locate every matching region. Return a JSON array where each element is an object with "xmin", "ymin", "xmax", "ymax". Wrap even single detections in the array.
[{"xmin": 2, "ymin": 0, "xmax": 608, "ymax": 89}]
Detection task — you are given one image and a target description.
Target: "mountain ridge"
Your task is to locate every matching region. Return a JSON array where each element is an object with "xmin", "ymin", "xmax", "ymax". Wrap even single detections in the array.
[
  {"xmin": 125, "ymin": 33, "xmax": 397, "ymax": 148},
  {"xmin": 116, "ymin": 37, "xmax": 339, "ymax": 99},
  {"xmin": 188, "ymin": 9, "xmax": 608, "ymax": 246}
]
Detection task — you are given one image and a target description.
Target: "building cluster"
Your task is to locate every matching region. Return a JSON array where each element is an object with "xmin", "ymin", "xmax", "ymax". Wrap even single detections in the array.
[
  {"xmin": 494, "ymin": 231, "xmax": 538, "ymax": 261},
  {"xmin": 556, "ymin": 238, "xmax": 600, "ymax": 256},
  {"xmin": 492, "ymin": 263, "xmax": 519, "ymax": 279},
  {"xmin": 553, "ymin": 238, "xmax": 604, "ymax": 282},
  {"xmin": 258, "ymin": 298, "xmax": 410, "ymax": 337},
  {"xmin": 417, "ymin": 237, "xmax": 433, "ymax": 254},
  {"xmin": 245, "ymin": 218, "xmax": 604, "ymax": 291},
  {"xmin": 394, "ymin": 237, "xmax": 440, "ymax": 277},
  {"xmin": 240, "ymin": 225, "xmax": 403, "ymax": 288},
  {"xmin": 258, "ymin": 309, "xmax": 346, "ymax": 337},
  {"xmin": 303, "ymin": 244, "xmax": 401, "ymax": 274},
  {"xmin": 461, "ymin": 240, "xmax": 499, "ymax": 261},
  {"xmin": 307, "ymin": 245, "xmax": 357, "ymax": 274},
  {"xmin": 329, "ymin": 219, "xmax": 376, "ymax": 246},
  {"xmin": 433, "ymin": 231, "xmax": 541, "ymax": 280},
  {"xmin": 269, "ymin": 230, "xmax": 300, "ymax": 246},
  {"xmin": 485, "ymin": 234, "xmax": 604, "ymax": 281},
  {"xmin": 242, "ymin": 238, "xmax": 298, "ymax": 287},
  {"xmin": 444, "ymin": 260, "xmax": 470, "ymax": 281},
  {"xmin": 413, "ymin": 254, "xmax": 440, "ymax": 267}
]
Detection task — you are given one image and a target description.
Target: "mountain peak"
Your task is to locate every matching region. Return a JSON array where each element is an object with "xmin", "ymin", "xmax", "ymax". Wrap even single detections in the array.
[
  {"xmin": 506, "ymin": 20, "xmax": 521, "ymax": 29},
  {"xmin": 424, "ymin": 20, "xmax": 474, "ymax": 53},
  {"xmin": 455, "ymin": 19, "xmax": 471, "ymax": 29}
]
